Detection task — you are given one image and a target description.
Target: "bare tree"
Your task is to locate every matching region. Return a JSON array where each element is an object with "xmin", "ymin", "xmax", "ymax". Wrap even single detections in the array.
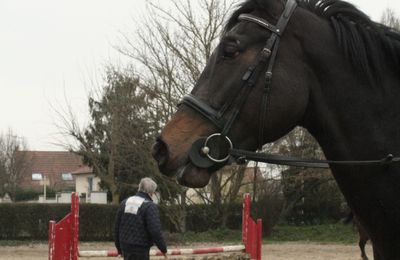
[
  {"xmin": 116, "ymin": 0, "xmax": 237, "ymax": 231},
  {"xmin": 381, "ymin": 8, "xmax": 400, "ymax": 30},
  {"xmin": 0, "ymin": 129, "xmax": 30, "ymax": 201},
  {"xmin": 190, "ymin": 165, "xmax": 247, "ymax": 227},
  {"xmin": 262, "ymin": 127, "xmax": 345, "ymax": 224},
  {"xmin": 117, "ymin": 0, "xmax": 234, "ymax": 126}
]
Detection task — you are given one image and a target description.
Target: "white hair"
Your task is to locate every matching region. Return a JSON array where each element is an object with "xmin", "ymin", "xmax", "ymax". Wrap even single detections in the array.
[{"xmin": 138, "ymin": 177, "xmax": 157, "ymax": 194}]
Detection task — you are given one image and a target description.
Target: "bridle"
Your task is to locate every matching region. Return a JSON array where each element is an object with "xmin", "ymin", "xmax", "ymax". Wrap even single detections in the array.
[
  {"xmin": 180, "ymin": 0, "xmax": 297, "ymax": 169},
  {"xmin": 179, "ymin": 0, "xmax": 400, "ymax": 170}
]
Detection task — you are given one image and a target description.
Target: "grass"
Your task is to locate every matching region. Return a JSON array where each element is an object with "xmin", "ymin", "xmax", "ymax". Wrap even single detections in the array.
[
  {"xmin": 173, "ymin": 223, "xmax": 358, "ymax": 245},
  {"xmin": 268, "ymin": 224, "xmax": 358, "ymax": 244},
  {"xmin": 167, "ymin": 228, "xmax": 243, "ymax": 245}
]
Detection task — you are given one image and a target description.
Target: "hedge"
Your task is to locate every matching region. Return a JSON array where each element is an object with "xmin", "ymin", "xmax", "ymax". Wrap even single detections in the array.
[
  {"xmin": 184, "ymin": 203, "xmax": 242, "ymax": 232},
  {"xmin": 0, "ymin": 203, "xmax": 69, "ymax": 240},
  {"xmin": 0, "ymin": 198, "xmax": 345, "ymax": 241},
  {"xmin": 0, "ymin": 202, "xmax": 243, "ymax": 241}
]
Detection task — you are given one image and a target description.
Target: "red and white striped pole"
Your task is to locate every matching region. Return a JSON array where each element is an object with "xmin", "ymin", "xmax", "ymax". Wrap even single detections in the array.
[{"xmin": 79, "ymin": 245, "xmax": 245, "ymax": 257}]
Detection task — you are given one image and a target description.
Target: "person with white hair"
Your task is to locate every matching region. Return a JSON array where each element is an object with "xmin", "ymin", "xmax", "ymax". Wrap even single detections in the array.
[{"xmin": 114, "ymin": 177, "xmax": 167, "ymax": 260}]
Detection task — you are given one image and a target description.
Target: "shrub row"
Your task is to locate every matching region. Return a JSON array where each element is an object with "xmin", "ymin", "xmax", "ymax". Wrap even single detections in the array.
[
  {"xmin": 14, "ymin": 188, "xmax": 74, "ymax": 202},
  {"xmin": 0, "ymin": 200, "xmax": 345, "ymax": 241},
  {"xmin": 0, "ymin": 202, "xmax": 243, "ymax": 241},
  {"xmin": 14, "ymin": 189, "xmax": 55, "ymax": 202},
  {"xmin": 0, "ymin": 203, "xmax": 69, "ymax": 240}
]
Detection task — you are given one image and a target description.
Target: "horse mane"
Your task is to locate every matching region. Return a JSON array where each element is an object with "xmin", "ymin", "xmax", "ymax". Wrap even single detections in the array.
[
  {"xmin": 299, "ymin": 0, "xmax": 400, "ymax": 84},
  {"xmin": 225, "ymin": 0, "xmax": 400, "ymax": 84}
]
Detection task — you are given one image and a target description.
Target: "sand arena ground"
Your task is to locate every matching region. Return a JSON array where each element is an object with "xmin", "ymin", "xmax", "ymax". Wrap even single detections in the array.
[{"xmin": 0, "ymin": 241, "xmax": 373, "ymax": 260}]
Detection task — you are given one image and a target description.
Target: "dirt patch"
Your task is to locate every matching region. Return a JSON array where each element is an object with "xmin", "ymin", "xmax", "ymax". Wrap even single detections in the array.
[
  {"xmin": 265, "ymin": 242, "xmax": 373, "ymax": 260},
  {"xmin": 0, "ymin": 242, "xmax": 373, "ymax": 260}
]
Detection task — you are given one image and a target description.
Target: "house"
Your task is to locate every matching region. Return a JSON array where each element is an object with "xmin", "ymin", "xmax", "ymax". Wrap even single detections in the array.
[
  {"xmin": 71, "ymin": 166, "xmax": 105, "ymax": 204},
  {"xmin": 240, "ymin": 166, "xmax": 265, "ymax": 195},
  {"xmin": 18, "ymin": 151, "xmax": 83, "ymax": 192},
  {"xmin": 16, "ymin": 151, "xmax": 106, "ymax": 204},
  {"xmin": 0, "ymin": 193, "xmax": 12, "ymax": 203}
]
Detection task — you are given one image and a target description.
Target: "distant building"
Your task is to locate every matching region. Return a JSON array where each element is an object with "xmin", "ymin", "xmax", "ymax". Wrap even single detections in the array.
[
  {"xmin": 0, "ymin": 193, "xmax": 12, "ymax": 203},
  {"xmin": 71, "ymin": 166, "xmax": 104, "ymax": 203},
  {"xmin": 17, "ymin": 151, "xmax": 83, "ymax": 192},
  {"xmin": 16, "ymin": 151, "xmax": 106, "ymax": 204}
]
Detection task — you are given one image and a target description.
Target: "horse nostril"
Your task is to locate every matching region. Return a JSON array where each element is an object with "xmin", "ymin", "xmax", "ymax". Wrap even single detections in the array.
[{"xmin": 152, "ymin": 137, "xmax": 169, "ymax": 169}]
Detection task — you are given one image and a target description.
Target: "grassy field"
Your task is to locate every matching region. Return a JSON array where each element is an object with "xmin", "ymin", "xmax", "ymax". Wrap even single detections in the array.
[
  {"xmin": 268, "ymin": 224, "xmax": 358, "ymax": 244},
  {"xmin": 151, "ymin": 223, "xmax": 358, "ymax": 245}
]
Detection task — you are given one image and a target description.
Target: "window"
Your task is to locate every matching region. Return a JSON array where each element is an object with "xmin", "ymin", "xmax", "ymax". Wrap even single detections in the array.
[
  {"xmin": 32, "ymin": 173, "xmax": 43, "ymax": 181},
  {"xmin": 87, "ymin": 177, "xmax": 93, "ymax": 193},
  {"xmin": 62, "ymin": 173, "xmax": 73, "ymax": 181}
]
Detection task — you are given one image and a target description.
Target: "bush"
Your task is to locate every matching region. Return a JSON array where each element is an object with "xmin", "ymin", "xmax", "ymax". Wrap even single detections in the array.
[
  {"xmin": 184, "ymin": 203, "xmax": 242, "ymax": 232},
  {"xmin": 0, "ymin": 202, "xmax": 243, "ymax": 241},
  {"xmin": 14, "ymin": 188, "xmax": 58, "ymax": 202},
  {"xmin": 0, "ymin": 203, "xmax": 118, "ymax": 240},
  {"xmin": 248, "ymin": 178, "xmax": 285, "ymax": 236},
  {"xmin": 285, "ymin": 177, "xmax": 346, "ymax": 225},
  {"xmin": 0, "ymin": 192, "xmax": 347, "ymax": 241},
  {"xmin": 255, "ymin": 190, "xmax": 284, "ymax": 236},
  {"xmin": 79, "ymin": 204, "xmax": 119, "ymax": 241},
  {"xmin": 14, "ymin": 189, "xmax": 43, "ymax": 201},
  {"xmin": 0, "ymin": 203, "xmax": 69, "ymax": 239}
]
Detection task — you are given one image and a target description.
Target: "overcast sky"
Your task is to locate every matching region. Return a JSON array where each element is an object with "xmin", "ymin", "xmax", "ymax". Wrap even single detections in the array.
[{"xmin": 0, "ymin": 0, "xmax": 399, "ymax": 151}]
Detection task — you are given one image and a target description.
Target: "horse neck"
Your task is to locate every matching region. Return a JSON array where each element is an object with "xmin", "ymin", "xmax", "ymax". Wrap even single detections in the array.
[
  {"xmin": 298, "ymin": 16, "xmax": 400, "ymax": 161},
  {"xmin": 305, "ymin": 68, "xmax": 400, "ymax": 162}
]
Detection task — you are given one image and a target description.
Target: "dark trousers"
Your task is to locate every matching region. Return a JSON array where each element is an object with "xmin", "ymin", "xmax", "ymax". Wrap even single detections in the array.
[{"xmin": 123, "ymin": 251, "xmax": 150, "ymax": 260}]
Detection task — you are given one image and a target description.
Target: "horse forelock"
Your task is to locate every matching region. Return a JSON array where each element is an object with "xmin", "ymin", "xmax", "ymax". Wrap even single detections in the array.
[{"xmin": 224, "ymin": 0, "xmax": 400, "ymax": 86}]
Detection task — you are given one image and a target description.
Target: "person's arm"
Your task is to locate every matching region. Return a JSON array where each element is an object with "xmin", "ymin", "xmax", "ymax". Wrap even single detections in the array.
[
  {"xmin": 145, "ymin": 204, "xmax": 167, "ymax": 254},
  {"xmin": 114, "ymin": 203, "xmax": 124, "ymax": 255}
]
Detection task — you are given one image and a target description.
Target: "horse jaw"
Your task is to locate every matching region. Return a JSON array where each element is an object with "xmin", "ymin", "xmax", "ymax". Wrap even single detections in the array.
[{"xmin": 177, "ymin": 164, "xmax": 211, "ymax": 188}]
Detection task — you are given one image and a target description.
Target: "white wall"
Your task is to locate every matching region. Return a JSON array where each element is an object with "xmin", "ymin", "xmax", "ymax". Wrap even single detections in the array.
[
  {"xmin": 75, "ymin": 174, "xmax": 101, "ymax": 195},
  {"xmin": 75, "ymin": 173, "xmax": 104, "ymax": 203},
  {"xmin": 90, "ymin": 192, "xmax": 107, "ymax": 204}
]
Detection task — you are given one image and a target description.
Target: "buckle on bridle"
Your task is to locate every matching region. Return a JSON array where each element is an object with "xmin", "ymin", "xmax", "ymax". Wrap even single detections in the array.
[
  {"xmin": 201, "ymin": 133, "xmax": 233, "ymax": 163},
  {"xmin": 188, "ymin": 133, "xmax": 233, "ymax": 169},
  {"xmin": 261, "ymin": 48, "xmax": 272, "ymax": 60}
]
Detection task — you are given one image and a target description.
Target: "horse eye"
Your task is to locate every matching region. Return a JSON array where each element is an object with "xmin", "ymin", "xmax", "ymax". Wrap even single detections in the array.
[{"xmin": 222, "ymin": 41, "xmax": 240, "ymax": 59}]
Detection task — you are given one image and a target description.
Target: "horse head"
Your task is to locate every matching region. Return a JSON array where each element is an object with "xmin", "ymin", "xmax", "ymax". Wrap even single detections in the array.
[{"xmin": 152, "ymin": 0, "xmax": 312, "ymax": 188}]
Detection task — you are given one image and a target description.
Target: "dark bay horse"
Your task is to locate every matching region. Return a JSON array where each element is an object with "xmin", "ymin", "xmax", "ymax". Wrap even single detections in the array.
[
  {"xmin": 356, "ymin": 221, "xmax": 370, "ymax": 260},
  {"xmin": 345, "ymin": 212, "xmax": 370, "ymax": 260},
  {"xmin": 152, "ymin": 0, "xmax": 400, "ymax": 259}
]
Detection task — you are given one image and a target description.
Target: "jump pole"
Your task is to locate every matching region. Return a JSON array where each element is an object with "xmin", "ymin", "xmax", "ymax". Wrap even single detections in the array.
[{"xmin": 48, "ymin": 193, "xmax": 262, "ymax": 260}]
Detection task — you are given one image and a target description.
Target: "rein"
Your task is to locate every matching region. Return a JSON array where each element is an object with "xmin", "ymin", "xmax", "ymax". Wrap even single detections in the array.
[{"xmin": 230, "ymin": 148, "xmax": 400, "ymax": 168}]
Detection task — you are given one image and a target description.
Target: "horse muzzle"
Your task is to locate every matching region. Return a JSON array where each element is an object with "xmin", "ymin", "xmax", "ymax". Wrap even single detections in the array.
[{"xmin": 188, "ymin": 133, "xmax": 233, "ymax": 171}]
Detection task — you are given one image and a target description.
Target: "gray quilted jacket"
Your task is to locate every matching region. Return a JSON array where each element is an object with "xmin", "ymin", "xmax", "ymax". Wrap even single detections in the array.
[{"xmin": 114, "ymin": 191, "xmax": 167, "ymax": 255}]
